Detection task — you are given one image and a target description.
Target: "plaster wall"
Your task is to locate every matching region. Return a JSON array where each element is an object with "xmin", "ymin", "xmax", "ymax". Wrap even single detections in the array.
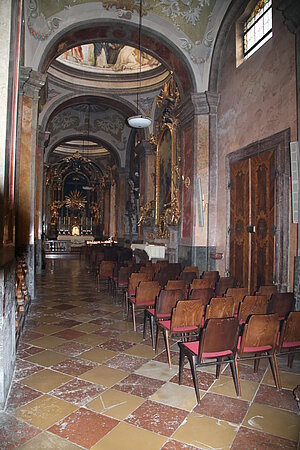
[{"xmin": 216, "ymin": 4, "xmax": 297, "ymax": 287}]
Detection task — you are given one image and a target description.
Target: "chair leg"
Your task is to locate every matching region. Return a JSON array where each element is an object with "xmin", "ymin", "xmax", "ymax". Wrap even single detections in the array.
[
  {"xmin": 229, "ymin": 358, "xmax": 240, "ymax": 397},
  {"xmin": 254, "ymin": 354, "xmax": 260, "ymax": 373},
  {"xmin": 179, "ymin": 346, "xmax": 185, "ymax": 385},
  {"xmin": 149, "ymin": 316, "xmax": 155, "ymax": 350},
  {"xmin": 269, "ymin": 353, "xmax": 281, "ymax": 390},
  {"xmin": 163, "ymin": 329, "xmax": 171, "ymax": 368},
  {"xmin": 188, "ymin": 354, "xmax": 201, "ymax": 405},
  {"xmin": 155, "ymin": 324, "xmax": 161, "ymax": 354},
  {"xmin": 132, "ymin": 303, "xmax": 136, "ymax": 332},
  {"xmin": 143, "ymin": 311, "xmax": 147, "ymax": 340},
  {"xmin": 288, "ymin": 351, "xmax": 295, "ymax": 368},
  {"xmin": 216, "ymin": 357, "xmax": 223, "ymax": 379}
]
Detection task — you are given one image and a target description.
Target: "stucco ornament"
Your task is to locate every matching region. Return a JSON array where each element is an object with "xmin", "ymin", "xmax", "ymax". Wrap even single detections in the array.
[
  {"xmin": 161, "ymin": 0, "xmax": 210, "ymax": 26},
  {"xmin": 27, "ymin": 0, "xmax": 61, "ymax": 41}
]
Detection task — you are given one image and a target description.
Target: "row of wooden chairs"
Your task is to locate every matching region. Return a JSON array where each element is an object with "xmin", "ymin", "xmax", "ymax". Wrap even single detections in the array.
[{"xmin": 179, "ymin": 311, "xmax": 300, "ymax": 404}]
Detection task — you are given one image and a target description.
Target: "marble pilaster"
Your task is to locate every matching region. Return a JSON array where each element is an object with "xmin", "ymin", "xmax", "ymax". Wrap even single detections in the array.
[{"xmin": 16, "ymin": 69, "xmax": 46, "ymax": 298}]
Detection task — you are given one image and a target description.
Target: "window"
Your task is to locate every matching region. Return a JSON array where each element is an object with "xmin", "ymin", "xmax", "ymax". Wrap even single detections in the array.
[{"xmin": 243, "ymin": 0, "xmax": 272, "ymax": 59}]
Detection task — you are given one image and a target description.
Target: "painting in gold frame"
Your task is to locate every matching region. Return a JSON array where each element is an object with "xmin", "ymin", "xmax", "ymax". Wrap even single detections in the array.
[{"xmin": 155, "ymin": 123, "xmax": 175, "ymax": 226}]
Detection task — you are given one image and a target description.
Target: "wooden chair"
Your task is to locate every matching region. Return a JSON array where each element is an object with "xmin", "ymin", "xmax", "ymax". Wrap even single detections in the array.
[
  {"xmin": 267, "ymin": 292, "xmax": 295, "ymax": 320},
  {"xmin": 205, "ymin": 296, "xmax": 235, "ymax": 321},
  {"xmin": 128, "ymin": 281, "xmax": 160, "ymax": 332},
  {"xmin": 183, "ymin": 266, "xmax": 199, "ymax": 278},
  {"xmin": 179, "ymin": 271, "xmax": 197, "ymax": 285},
  {"xmin": 189, "ymin": 287, "xmax": 214, "ymax": 304},
  {"xmin": 237, "ymin": 314, "xmax": 281, "ymax": 393},
  {"xmin": 238, "ymin": 295, "xmax": 268, "ymax": 325},
  {"xmin": 165, "ymin": 279, "xmax": 187, "ymax": 297},
  {"xmin": 125, "ymin": 272, "xmax": 150, "ymax": 315},
  {"xmin": 225, "ymin": 287, "xmax": 248, "ymax": 316},
  {"xmin": 215, "ymin": 276, "xmax": 236, "ymax": 297},
  {"xmin": 143, "ymin": 289, "xmax": 185, "ymax": 349},
  {"xmin": 97, "ymin": 260, "xmax": 115, "ymax": 292},
  {"xmin": 256, "ymin": 285, "xmax": 277, "ymax": 300},
  {"xmin": 277, "ymin": 311, "xmax": 300, "ymax": 368},
  {"xmin": 190, "ymin": 278, "xmax": 214, "ymax": 291},
  {"xmin": 178, "ymin": 317, "xmax": 240, "ymax": 404},
  {"xmin": 202, "ymin": 270, "xmax": 219, "ymax": 286},
  {"xmin": 113, "ymin": 266, "xmax": 131, "ymax": 301},
  {"xmin": 156, "ymin": 299, "xmax": 205, "ymax": 368}
]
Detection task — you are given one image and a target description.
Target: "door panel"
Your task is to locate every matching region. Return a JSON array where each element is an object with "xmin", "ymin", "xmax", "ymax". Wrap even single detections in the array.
[
  {"xmin": 230, "ymin": 150, "xmax": 275, "ymax": 292},
  {"xmin": 250, "ymin": 150, "xmax": 275, "ymax": 290},
  {"xmin": 230, "ymin": 159, "xmax": 249, "ymax": 289}
]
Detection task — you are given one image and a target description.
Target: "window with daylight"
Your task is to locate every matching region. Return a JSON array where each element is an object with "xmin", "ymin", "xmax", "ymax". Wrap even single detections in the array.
[{"xmin": 243, "ymin": 0, "xmax": 272, "ymax": 59}]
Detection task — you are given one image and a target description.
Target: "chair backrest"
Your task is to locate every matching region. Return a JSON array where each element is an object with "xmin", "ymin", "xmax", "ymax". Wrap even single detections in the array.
[
  {"xmin": 202, "ymin": 271, "xmax": 219, "ymax": 284},
  {"xmin": 135, "ymin": 281, "xmax": 160, "ymax": 305},
  {"xmin": 239, "ymin": 314, "xmax": 279, "ymax": 354},
  {"xmin": 267, "ymin": 292, "xmax": 295, "ymax": 317},
  {"xmin": 256, "ymin": 285, "xmax": 277, "ymax": 299},
  {"xmin": 128, "ymin": 272, "xmax": 150, "ymax": 294},
  {"xmin": 225, "ymin": 287, "xmax": 248, "ymax": 314},
  {"xmin": 183, "ymin": 266, "xmax": 199, "ymax": 277},
  {"xmin": 171, "ymin": 300, "xmax": 205, "ymax": 332},
  {"xmin": 117, "ymin": 266, "xmax": 131, "ymax": 284},
  {"xmin": 238, "ymin": 295, "xmax": 268, "ymax": 323},
  {"xmin": 99, "ymin": 260, "xmax": 115, "ymax": 276},
  {"xmin": 178, "ymin": 271, "xmax": 197, "ymax": 285},
  {"xmin": 215, "ymin": 276, "xmax": 236, "ymax": 297},
  {"xmin": 155, "ymin": 289, "xmax": 185, "ymax": 316},
  {"xmin": 198, "ymin": 317, "xmax": 239, "ymax": 361},
  {"xmin": 165, "ymin": 279, "xmax": 187, "ymax": 296},
  {"xmin": 205, "ymin": 296, "xmax": 235, "ymax": 320},
  {"xmin": 189, "ymin": 287, "xmax": 214, "ymax": 304},
  {"xmin": 278, "ymin": 311, "xmax": 300, "ymax": 349},
  {"xmin": 190, "ymin": 278, "xmax": 213, "ymax": 291}
]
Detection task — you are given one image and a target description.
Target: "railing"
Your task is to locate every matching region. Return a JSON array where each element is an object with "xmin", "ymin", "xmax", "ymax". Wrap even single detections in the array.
[{"xmin": 45, "ymin": 240, "xmax": 72, "ymax": 253}]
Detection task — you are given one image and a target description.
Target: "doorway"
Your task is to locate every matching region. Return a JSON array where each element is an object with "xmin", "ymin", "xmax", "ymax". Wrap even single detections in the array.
[{"xmin": 226, "ymin": 130, "xmax": 290, "ymax": 293}]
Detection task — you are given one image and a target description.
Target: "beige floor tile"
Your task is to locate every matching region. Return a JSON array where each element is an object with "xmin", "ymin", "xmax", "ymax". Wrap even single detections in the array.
[
  {"xmin": 172, "ymin": 412, "xmax": 238, "ymax": 449},
  {"xmin": 80, "ymin": 365, "xmax": 129, "ymax": 387},
  {"xmin": 15, "ymin": 394, "xmax": 77, "ymax": 429},
  {"xmin": 25, "ymin": 350, "xmax": 69, "ymax": 367},
  {"xmin": 21, "ymin": 369, "xmax": 71, "ymax": 393},
  {"xmin": 80, "ymin": 348, "xmax": 117, "ymax": 363},
  {"xmin": 209, "ymin": 375, "xmax": 258, "ymax": 402},
  {"xmin": 18, "ymin": 431, "xmax": 82, "ymax": 449},
  {"xmin": 135, "ymin": 360, "xmax": 178, "ymax": 381},
  {"xmin": 39, "ymin": 316, "xmax": 61, "ymax": 324},
  {"xmin": 150, "ymin": 382, "xmax": 199, "ymax": 411},
  {"xmin": 33, "ymin": 324, "xmax": 66, "ymax": 335},
  {"xmin": 87, "ymin": 388, "xmax": 145, "ymax": 419},
  {"xmin": 243, "ymin": 402, "xmax": 300, "ymax": 441},
  {"xmin": 118, "ymin": 331, "xmax": 144, "ymax": 344},
  {"xmin": 124, "ymin": 344, "xmax": 156, "ymax": 358},
  {"xmin": 28, "ymin": 336, "xmax": 67, "ymax": 349},
  {"xmin": 73, "ymin": 334, "xmax": 108, "ymax": 346},
  {"xmin": 110, "ymin": 321, "xmax": 133, "ymax": 331},
  {"xmin": 263, "ymin": 369, "xmax": 300, "ymax": 390},
  {"xmin": 72, "ymin": 323, "xmax": 102, "ymax": 333},
  {"xmin": 69, "ymin": 314, "xmax": 94, "ymax": 322},
  {"xmin": 91, "ymin": 421, "xmax": 167, "ymax": 450}
]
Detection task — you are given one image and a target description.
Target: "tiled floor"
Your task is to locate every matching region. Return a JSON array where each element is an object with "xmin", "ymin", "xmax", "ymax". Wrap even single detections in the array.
[{"xmin": 1, "ymin": 258, "xmax": 300, "ymax": 449}]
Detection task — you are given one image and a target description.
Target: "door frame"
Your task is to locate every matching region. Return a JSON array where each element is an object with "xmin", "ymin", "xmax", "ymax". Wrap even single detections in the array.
[{"xmin": 225, "ymin": 129, "xmax": 290, "ymax": 292}]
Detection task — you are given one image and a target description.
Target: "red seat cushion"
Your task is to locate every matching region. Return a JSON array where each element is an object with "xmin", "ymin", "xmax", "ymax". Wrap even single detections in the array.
[
  {"xmin": 282, "ymin": 341, "xmax": 300, "ymax": 349},
  {"xmin": 182, "ymin": 341, "xmax": 233, "ymax": 358}
]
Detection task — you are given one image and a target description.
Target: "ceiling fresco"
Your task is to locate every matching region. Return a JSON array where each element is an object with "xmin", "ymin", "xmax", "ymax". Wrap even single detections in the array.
[{"xmin": 57, "ymin": 42, "xmax": 161, "ymax": 74}]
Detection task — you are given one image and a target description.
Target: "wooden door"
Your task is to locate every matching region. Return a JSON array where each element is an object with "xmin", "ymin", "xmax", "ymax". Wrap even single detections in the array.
[{"xmin": 230, "ymin": 150, "xmax": 275, "ymax": 292}]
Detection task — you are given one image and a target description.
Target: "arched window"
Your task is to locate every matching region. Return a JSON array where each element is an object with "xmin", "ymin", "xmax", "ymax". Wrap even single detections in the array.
[{"xmin": 243, "ymin": 0, "xmax": 272, "ymax": 59}]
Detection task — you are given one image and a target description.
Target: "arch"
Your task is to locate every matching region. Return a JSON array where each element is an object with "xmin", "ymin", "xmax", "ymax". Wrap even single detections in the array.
[{"xmin": 28, "ymin": 13, "xmax": 197, "ymax": 94}]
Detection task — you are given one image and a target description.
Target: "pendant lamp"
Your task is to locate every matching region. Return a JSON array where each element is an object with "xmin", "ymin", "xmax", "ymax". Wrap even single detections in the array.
[{"xmin": 127, "ymin": 0, "xmax": 152, "ymax": 128}]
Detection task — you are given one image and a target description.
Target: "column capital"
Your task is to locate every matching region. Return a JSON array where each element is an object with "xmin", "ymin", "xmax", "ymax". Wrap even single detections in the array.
[
  {"xmin": 119, "ymin": 168, "xmax": 130, "ymax": 178},
  {"xmin": 191, "ymin": 91, "xmax": 219, "ymax": 115},
  {"xmin": 38, "ymin": 128, "xmax": 50, "ymax": 150},
  {"xmin": 20, "ymin": 68, "xmax": 47, "ymax": 100}
]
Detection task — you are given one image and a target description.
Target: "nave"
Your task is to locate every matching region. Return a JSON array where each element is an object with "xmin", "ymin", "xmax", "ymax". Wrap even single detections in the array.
[{"xmin": 1, "ymin": 259, "xmax": 300, "ymax": 449}]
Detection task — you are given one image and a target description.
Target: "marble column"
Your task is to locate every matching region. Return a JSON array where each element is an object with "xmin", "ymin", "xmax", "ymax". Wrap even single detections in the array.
[
  {"xmin": 0, "ymin": 0, "xmax": 22, "ymax": 410},
  {"xmin": 177, "ymin": 91, "xmax": 219, "ymax": 271},
  {"xmin": 16, "ymin": 69, "xmax": 46, "ymax": 298},
  {"xmin": 36, "ymin": 129, "xmax": 50, "ymax": 273}
]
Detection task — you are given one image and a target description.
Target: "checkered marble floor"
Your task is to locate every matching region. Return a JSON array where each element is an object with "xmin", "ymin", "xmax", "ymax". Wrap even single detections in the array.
[{"xmin": 1, "ymin": 258, "xmax": 300, "ymax": 449}]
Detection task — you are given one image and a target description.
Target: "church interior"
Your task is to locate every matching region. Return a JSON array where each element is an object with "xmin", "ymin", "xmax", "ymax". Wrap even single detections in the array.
[{"xmin": 1, "ymin": 0, "xmax": 300, "ymax": 448}]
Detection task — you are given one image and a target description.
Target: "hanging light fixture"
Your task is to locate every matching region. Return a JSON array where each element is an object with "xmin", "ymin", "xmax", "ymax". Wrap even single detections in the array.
[{"xmin": 127, "ymin": 0, "xmax": 152, "ymax": 128}]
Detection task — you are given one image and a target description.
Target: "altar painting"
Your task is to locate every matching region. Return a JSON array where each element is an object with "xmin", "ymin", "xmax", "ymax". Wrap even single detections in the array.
[{"xmin": 156, "ymin": 124, "xmax": 174, "ymax": 226}]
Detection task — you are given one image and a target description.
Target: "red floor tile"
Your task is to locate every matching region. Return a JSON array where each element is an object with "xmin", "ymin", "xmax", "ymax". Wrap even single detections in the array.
[
  {"xmin": 51, "ymin": 358, "xmax": 98, "ymax": 376},
  {"xmin": 231, "ymin": 426, "xmax": 298, "ymax": 449},
  {"xmin": 114, "ymin": 373, "xmax": 165, "ymax": 398},
  {"xmin": 0, "ymin": 413, "xmax": 41, "ymax": 449},
  {"xmin": 193, "ymin": 392, "xmax": 249, "ymax": 423},
  {"xmin": 50, "ymin": 378, "xmax": 106, "ymax": 406}
]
